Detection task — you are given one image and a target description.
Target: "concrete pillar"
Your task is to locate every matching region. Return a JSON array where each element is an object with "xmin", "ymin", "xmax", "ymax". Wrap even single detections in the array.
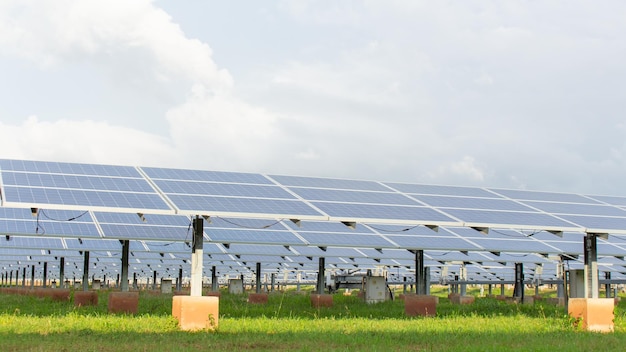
[{"xmin": 190, "ymin": 216, "xmax": 204, "ymax": 297}]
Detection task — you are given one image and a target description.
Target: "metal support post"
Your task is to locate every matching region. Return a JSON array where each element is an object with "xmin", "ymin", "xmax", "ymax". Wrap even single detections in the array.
[
  {"xmin": 211, "ymin": 266, "xmax": 218, "ymax": 292},
  {"xmin": 317, "ymin": 257, "xmax": 325, "ymax": 294},
  {"xmin": 415, "ymin": 250, "xmax": 425, "ymax": 295},
  {"xmin": 513, "ymin": 263, "xmax": 524, "ymax": 300},
  {"xmin": 82, "ymin": 251, "xmax": 90, "ymax": 291},
  {"xmin": 121, "ymin": 240, "xmax": 130, "ymax": 292},
  {"xmin": 255, "ymin": 262, "xmax": 262, "ymax": 294}
]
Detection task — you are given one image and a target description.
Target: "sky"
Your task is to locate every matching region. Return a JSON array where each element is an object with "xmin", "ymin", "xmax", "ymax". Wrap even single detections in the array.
[{"xmin": 1, "ymin": 0, "xmax": 626, "ymax": 196}]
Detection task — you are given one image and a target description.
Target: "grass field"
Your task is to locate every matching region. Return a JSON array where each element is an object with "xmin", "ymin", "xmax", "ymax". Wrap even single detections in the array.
[{"xmin": 1, "ymin": 287, "xmax": 626, "ymax": 351}]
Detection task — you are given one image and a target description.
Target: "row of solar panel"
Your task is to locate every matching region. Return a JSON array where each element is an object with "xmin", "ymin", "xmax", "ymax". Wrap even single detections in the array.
[{"xmin": 4, "ymin": 159, "xmax": 626, "ymax": 235}]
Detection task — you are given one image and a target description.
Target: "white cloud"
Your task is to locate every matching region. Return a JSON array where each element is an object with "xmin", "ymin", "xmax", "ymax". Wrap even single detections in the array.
[{"xmin": 0, "ymin": 116, "xmax": 176, "ymax": 166}]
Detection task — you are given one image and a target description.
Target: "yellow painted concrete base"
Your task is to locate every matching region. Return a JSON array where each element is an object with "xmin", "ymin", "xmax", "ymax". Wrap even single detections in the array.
[
  {"xmin": 172, "ymin": 296, "xmax": 219, "ymax": 331},
  {"xmin": 568, "ymin": 298, "xmax": 614, "ymax": 333}
]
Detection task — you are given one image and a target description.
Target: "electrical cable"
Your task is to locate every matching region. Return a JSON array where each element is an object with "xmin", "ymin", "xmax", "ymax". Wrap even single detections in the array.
[{"xmin": 215, "ymin": 216, "xmax": 283, "ymax": 229}]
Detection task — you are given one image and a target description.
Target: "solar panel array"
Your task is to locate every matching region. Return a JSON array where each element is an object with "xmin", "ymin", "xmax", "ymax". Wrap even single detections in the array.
[{"xmin": 2, "ymin": 159, "xmax": 626, "ymax": 283}]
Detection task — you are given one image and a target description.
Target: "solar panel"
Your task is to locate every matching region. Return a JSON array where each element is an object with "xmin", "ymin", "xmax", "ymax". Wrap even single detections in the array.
[
  {"xmin": 205, "ymin": 228, "xmax": 306, "ymax": 246},
  {"xmin": 490, "ymin": 188, "xmax": 598, "ymax": 203},
  {"xmin": 298, "ymin": 232, "xmax": 394, "ymax": 248},
  {"xmin": 385, "ymin": 183, "xmax": 497, "ymax": 198},
  {"xmin": 383, "ymin": 235, "xmax": 479, "ymax": 251},
  {"xmin": 414, "ymin": 195, "xmax": 535, "ymax": 212},
  {"xmin": 309, "ymin": 201, "xmax": 459, "ymax": 225},
  {"xmin": 440, "ymin": 208, "xmax": 581, "ymax": 231},
  {"xmin": 166, "ymin": 194, "xmax": 325, "ymax": 219},
  {"xmin": 269, "ymin": 175, "xmax": 389, "ymax": 191},
  {"xmin": 0, "ymin": 160, "xmax": 172, "ymax": 214}
]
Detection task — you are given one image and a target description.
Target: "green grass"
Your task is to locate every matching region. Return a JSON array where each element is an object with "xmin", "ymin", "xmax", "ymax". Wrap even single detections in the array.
[{"xmin": 1, "ymin": 288, "xmax": 626, "ymax": 351}]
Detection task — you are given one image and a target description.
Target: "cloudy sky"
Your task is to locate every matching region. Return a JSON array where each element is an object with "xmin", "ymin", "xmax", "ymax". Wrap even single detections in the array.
[{"xmin": 1, "ymin": 1, "xmax": 625, "ymax": 196}]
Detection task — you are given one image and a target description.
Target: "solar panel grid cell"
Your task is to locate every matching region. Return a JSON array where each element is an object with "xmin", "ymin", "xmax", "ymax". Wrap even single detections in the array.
[
  {"xmin": 415, "ymin": 195, "xmax": 535, "ymax": 212},
  {"xmin": 384, "ymin": 235, "xmax": 479, "ymax": 251},
  {"xmin": 310, "ymin": 201, "xmax": 457, "ymax": 222},
  {"xmin": 298, "ymin": 232, "xmax": 393, "ymax": 247},
  {"xmin": 168, "ymin": 194, "xmax": 323, "ymax": 217},
  {"xmin": 269, "ymin": 175, "xmax": 389, "ymax": 191},
  {"xmin": 100, "ymin": 224, "xmax": 190, "ymax": 241},
  {"xmin": 289, "ymin": 187, "xmax": 419, "ymax": 205},
  {"xmin": 141, "ymin": 167, "xmax": 273, "ymax": 184},
  {"xmin": 153, "ymin": 179, "xmax": 296, "ymax": 199},
  {"xmin": 206, "ymin": 228, "xmax": 306, "ymax": 245},
  {"xmin": 385, "ymin": 183, "xmax": 499, "ymax": 198},
  {"xmin": 490, "ymin": 188, "xmax": 599, "ymax": 203}
]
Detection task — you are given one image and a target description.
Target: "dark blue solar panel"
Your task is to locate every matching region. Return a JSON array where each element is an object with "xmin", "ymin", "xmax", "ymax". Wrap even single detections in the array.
[
  {"xmin": 385, "ymin": 183, "xmax": 496, "ymax": 198},
  {"xmin": 288, "ymin": 187, "xmax": 419, "ymax": 205},
  {"xmin": 384, "ymin": 235, "xmax": 480, "ymax": 251},
  {"xmin": 154, "ymin": 179, "xmax": 295, "ymax": 199},
  {"xmin": 94, "ymin": 212, "xmax": 190, "ymax": 226},
  {"xmin": 141, "ymin": 166, "xmax": 273, "ymax": 184},
  {"xmin": 3, "ymin": 186, "xmax": 171, "ymax": 211},
  {"xmin": 2, "ymin": 172, "xmax": 154, "ymax": 192},
  {"xmin": 310, "ymin": 202, "xmax": 458, "ymax": 223},
  {"xmin": 206, "ymin": 229, "xmax": 306, "ymax": 245},
  {"xmin": 490, "ymin": 189, "xmax": 599, "ymax": 204},
  {"xmin": 225, "ymin": 244, "xmax": 293, "ymax": 256},
  {"xmin": 587, "ymin": 195, "xmax": 626, "ymax": 207},
  {"xmin": 270, "ymin": 175, "xmax": 389, "ymax": 191},
  {"xmin": 0, "ymin": 159, "xmax": 140, "ymax": 177},
  {"xmin": 299, "ymin": 233, "xmax": 393, "ymax": 247},
  {"xmin": 284, "ymin": 220, "xmax": 374, "ymax": 233},
  {"xmin": 168, "ymin": 195, "xmax": 324, "ymax": 217},
  {"xmin": 0, "ymin": 220, "xmax": 100, "ymax": 237},
  {"xmin": 441, "ymin": 208, "xmax": 579, "ymax": 229},
  {"xmin": 0, "ymin": 236, "xmax": 64, "ymax": 249},
  {"xmin": 208, "ymin": 217, "xmax": 287, "ymax": 229},
  {"xmin": 468, "ymin": 238, "xmax": 556, "ymax": 253},
  {"xmin": 521, "ymin": 201, "xmax": 626, "ymax": 216},
  {"xmin": 100, "ymin": 224, "xmax": 190, "ymax": 241},
  {"xmin": 64, "ymin": 238, "xmax": 123, "ymax": 250},
  {"xmin": 415, "ymin": 195, "xmax": 534, "ymax": 211},
  {"xmin": 558, "ymin": 215, "xmax": 626, "ymax": 232}
]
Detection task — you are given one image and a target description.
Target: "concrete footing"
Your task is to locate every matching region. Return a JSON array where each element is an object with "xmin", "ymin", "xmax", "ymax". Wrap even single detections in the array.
[
  {"xmin": 404, "ymin": 295, "xmax": 437, "ymax": 317},
  {"xmin": 568, "ymin": 298, "xmax": 614, "ymax": 333},
  {"xmin": 172, "ymin": 296, "xmax": 219, "ymax": 331},
  {"xmin": 310, "ymin": 293, "xmax": 333, "ymax": 308},
  {"xmin": 74, "ymin": 291, "xmax": 98, "ymax": 307},
  {"xmin": 449, "ymin": 293, "xmax": 475, "ymax": 304},
  {"xmin": 108, "ymin": 292, "xmax": 139, "ymax": 314},
  {"xmin": 248, "ymin": 293, "xmax": 268, "ymax": 304}
]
